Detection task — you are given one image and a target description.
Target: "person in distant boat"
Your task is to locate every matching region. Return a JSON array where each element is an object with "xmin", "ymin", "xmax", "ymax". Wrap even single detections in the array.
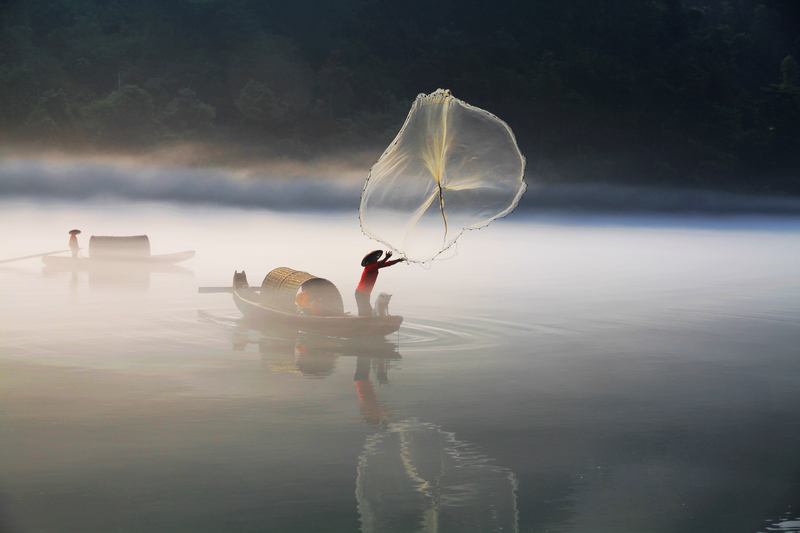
[
  {"xmin": 355, "ymin": 250, "xmax": 404, "ymax": 316},
  {"xmin": 68, "ymin": 229, "xmax": 81, "ymax": 258}
]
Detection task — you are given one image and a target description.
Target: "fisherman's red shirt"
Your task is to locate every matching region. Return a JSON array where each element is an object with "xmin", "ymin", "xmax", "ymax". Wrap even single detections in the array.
[{"xmin": 356, "ymin": 263, "xmax": 384, "ymax": 294}]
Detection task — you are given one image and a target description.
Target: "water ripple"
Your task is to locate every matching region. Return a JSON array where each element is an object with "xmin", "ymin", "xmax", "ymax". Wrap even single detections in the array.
[
  {"xmin": 396, "ymin": 315, "xmax": 558, "ymax": 353},
  {"xmin": 200, "ymin": 308, "xmax": 565, "ymax": 355}
]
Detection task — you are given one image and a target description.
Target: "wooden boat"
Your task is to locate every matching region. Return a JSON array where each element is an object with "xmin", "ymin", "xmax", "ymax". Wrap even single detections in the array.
[
  {"xmin": 42, "ymin": 235, "xmax": 194, "ymax": 269},
  {"xmin": 232, "ymin": 268, "xmax": 403, "ymax": 338},
  {"xmin": 42, "ymin": 250, "xmax": 195, "ymax": 268}
]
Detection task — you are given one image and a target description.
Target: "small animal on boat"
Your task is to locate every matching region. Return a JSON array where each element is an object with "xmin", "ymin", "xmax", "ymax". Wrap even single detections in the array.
[
  {"xmin": 233, "ymin": 270, "xmax": 249, "ymax": 288},
  {"xmin": 374, "ymin": 292, "xmax": 392, "ymax": 316}
]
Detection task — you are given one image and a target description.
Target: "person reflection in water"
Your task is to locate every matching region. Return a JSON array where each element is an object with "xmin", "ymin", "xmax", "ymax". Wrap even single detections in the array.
[
  {"xmin": 68, "ymin": 229, "xmax": 81, "ymax": 258},
  {"xmin": 354, "ymin": 356, "xmax": 391, "ymax": 426},
  {"xmin": 355, "ymin": 250, "xmax": 404, "ymax": 316}
]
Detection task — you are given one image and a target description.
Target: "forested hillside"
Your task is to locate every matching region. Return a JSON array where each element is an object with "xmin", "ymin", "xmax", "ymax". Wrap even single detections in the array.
[{"xmin": 1, "ymin": 0, "xmax": 798, "ymax": 192}]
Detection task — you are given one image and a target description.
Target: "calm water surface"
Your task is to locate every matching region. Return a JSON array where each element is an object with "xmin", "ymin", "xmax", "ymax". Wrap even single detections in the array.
[{"xmin": 1, "ymin": 199, "xmax": 800, "ymax": 533}]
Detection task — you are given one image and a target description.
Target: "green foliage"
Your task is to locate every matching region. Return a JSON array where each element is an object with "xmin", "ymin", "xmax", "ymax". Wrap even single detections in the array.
[
  {"xmin": 315, "ymin": 50, "xmax": 355, "ymax": 118},
  {"xmin": 163, "ymin": 88, "xmax": 216, "ymax": 138},
  {"xmin": 234, "ymin": 79, "xmax": 288, "ymax": 132},
  {"xmin": 84, "ymin": 85, "xmax": 162, "ymax": 146},
  {"xmin": 781, "ymin": 56, "xmax": 799, "ymax": 89},
  {"xmin": 0, "ymin": 0, "xmax": 799, "ymax": 191},
  {"xmin": 23, "ymin": 88, "xmax": 75, "ymax": 142}
]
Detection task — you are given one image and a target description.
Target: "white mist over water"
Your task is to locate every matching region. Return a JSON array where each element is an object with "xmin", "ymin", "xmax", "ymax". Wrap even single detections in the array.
[
  {"xmin": 4, "ymin": 156, "xmax": 800, "ymax": 215},
  {"xmin": 1, "ymin": 159, "xmax": 800, "ymax": 533}
]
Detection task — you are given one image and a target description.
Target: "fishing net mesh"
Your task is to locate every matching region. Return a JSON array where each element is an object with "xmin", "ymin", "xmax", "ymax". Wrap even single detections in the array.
[{"xmin": 360, "ymin": 89, "xmax": 526, "ymax": 263}]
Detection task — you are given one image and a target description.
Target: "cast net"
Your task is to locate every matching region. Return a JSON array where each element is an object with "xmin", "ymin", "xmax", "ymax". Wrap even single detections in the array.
[{"xmin": 360, "ymin": 89, "xmax": 526, "ymax": 263}]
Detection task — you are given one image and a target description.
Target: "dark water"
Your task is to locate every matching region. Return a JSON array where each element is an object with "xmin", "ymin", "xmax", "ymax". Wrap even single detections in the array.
[{"xmin": 1, "ymin": 198, "xmax": 800, "ymax": 533}]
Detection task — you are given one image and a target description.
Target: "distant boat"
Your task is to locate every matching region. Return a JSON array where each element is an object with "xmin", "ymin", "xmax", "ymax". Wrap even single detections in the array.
[
  {"xmin": 232, "ymin": 268, "xmax": 403, "ymax": 338},
  {"xmin": 42, "ymin": 235, "xmax": 194, "ymax": 269}
]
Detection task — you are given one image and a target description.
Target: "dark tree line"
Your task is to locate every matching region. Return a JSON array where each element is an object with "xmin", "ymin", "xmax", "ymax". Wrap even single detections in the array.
[{"xmin": 1, "ymin": 0, "xmax": 799, "ymax": 193}]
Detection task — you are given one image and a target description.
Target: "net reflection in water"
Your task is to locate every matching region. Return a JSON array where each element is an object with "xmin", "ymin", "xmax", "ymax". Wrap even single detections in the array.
[{"xmin": 356, "ymin": 419, "xmax": 519, "ymax": 533}]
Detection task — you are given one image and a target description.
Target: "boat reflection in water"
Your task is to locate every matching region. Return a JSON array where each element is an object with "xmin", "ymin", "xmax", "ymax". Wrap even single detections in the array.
[
  {"xmin": 356, "ymin": 419, "xmax": 520, "ymax": 533},
  {"xmin": 43, "ymin": 262, "xmax": 193, "ymax": 291},
  {"xmin": 233, "ymin": 327, "xmax": 400, "ymax": 381}
]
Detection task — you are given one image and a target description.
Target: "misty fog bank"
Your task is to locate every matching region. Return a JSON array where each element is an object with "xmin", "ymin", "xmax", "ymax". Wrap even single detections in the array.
[
  {"xmin": 0, "ymin": 152, "xmax": 370, "ymax": 212},
  {"xmin": 524, "ymin": 183, "xmax": 800, "ymax": 215},
  {"xmin": 2, "ymin": 157, "xmax": 800, "ymax": 216}
]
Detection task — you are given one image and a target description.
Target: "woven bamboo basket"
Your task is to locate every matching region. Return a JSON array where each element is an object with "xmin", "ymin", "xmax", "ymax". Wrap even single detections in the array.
[{"xmin": 260, "ymin": 267, "xmax": 345, "ymax": 315}]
